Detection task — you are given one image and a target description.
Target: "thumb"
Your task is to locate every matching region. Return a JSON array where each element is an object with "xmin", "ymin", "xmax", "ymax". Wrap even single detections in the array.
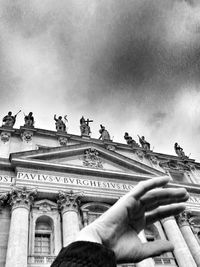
[{"xmin": 138, "ymin": 240, "xmax": 174, "ymax": 261}]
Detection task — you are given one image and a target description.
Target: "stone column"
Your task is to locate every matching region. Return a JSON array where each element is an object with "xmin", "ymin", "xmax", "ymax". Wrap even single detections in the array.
[
  {"xmin": 136, "ymin": 231, "xmax": 155, "ymax": 267},
  {"xmin": 162, "ymin": 216, "xmax": 197, "ymax": 267},
  {"xmin": 177, "ymin": 212, "xmax": 200, "ymax": 266},
  {"xmin": 58, "ymin": 190, "xmax": 81, "ymax": 247},
  {"xmin": 5, "ymin": 187, "xmax": 37, "ymax": 267}
]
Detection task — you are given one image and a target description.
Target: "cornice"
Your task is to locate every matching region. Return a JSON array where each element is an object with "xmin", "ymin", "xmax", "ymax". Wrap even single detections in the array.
[
  {"xmin": 0, "ymin": 157, "xmax": 13, "ymax": 170},
  {"xmin": 0, "ymin": 126, "xmax": 199, "ymax": 165}
]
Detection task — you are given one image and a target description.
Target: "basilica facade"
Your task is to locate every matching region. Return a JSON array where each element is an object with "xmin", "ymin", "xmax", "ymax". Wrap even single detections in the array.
[{"xmin": 0, "ymin": 123, "xmax": 200, "ymax": 267}]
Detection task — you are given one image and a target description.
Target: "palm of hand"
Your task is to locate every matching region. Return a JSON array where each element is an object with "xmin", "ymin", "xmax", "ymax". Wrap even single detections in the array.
[
  {"xmin": 92, "ymin": 197, "xmax": 147, "ymax": 262},
  {"xmin": 78, "ymin": 177, "xmax": 189, "ymax": 263}
]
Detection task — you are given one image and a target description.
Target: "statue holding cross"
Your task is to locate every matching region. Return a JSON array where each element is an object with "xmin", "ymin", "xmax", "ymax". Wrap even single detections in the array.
[{"xmin": 80, "ymin": 116, "xmax": 93, "ymax": 137}]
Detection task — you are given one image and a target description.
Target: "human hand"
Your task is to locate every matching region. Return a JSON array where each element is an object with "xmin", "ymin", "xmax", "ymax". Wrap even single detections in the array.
[{"xmin": 76, "ymin": 176, "xmax": 189, "ymax": 263}]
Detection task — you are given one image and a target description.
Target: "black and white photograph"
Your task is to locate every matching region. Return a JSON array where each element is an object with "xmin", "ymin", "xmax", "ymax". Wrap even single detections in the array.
[{"xmin": 0, "ymin": 1, "xmax": 200, "ymax": 267}]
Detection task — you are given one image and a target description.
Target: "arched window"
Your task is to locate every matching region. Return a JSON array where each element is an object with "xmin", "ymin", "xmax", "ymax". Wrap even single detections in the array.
[{"xmin": 34, "ymin": 216, "xmax": 54, "ymax": 255}]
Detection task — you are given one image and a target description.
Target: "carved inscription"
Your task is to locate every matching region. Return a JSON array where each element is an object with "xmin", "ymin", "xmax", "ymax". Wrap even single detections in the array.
[{"xmin": 16, "ymin": 172, "xmax": 134, "ymax": 191}]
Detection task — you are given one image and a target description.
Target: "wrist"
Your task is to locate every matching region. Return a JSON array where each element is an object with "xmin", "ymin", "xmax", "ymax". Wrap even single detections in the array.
[{"xmin": 75, "ymin": 225, "xmax": 103, "ymax": 244}]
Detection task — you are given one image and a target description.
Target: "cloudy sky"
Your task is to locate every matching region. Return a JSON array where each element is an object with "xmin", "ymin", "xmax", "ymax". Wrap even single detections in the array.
[{"xmin": 0, "ymin": 0, "xmax": 200, "ymax": 160}]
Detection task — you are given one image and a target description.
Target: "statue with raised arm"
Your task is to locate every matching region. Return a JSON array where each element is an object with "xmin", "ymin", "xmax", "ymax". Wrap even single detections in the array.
[
  {"xmin": 54, "ymin": 114, "xmax": 67, "ymax": 132},
  {"xmin": 2, "ymin": 110, "xmax": 21, "ymax": 128},
  {"xmin": 138, "ymin": 135, "xmax": 150, "ymax": 150},
  {"xmin": 124, "ymin": 132, "xmax": 139, "ymax": 147},
  {"xmin": 80, "ymin": 116, "xmax": 93, "ymax": 136},
  {"xmin": 24, "ymin": 112, "xmax": 34, "ymax": 127},
  {"xmin": 174, "ymin": 142, "xmax": 186, "ymax": 158},
  {"xmin": 99, "ymin": 124, "xmax": 111, "ymax": 141}
]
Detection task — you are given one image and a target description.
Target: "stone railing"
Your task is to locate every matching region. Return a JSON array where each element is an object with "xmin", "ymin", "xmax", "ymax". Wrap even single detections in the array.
[
  {"xmin": 117, "ymin": 264, "xmax": 136, "ymax": 267},
  {"xmin": 154, "ymin": 257, "xmax": 176, "ymax": 265},
  {"xmin": 28, "ymin": 256, "xmax": 175, "ymax": 266},
  {"xmin": 28, "ymin": 255, "xmax": 56, "ymax": 264}
]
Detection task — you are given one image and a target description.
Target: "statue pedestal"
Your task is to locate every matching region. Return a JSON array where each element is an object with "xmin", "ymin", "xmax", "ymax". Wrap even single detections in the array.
[
  {"xmin": 0, "ymin": 127, "xmax": 15, "ymax": 157},
  {"xmin": 81, "ymin": 134, "xmax": 90, "ymax": 139},
  {"xmin": 56, "ymin": 132, "xmax": 69, "ymax": 146},
  {"xmin": 20, "ymin": 126, "xmax": 37, "ymax": 151}
]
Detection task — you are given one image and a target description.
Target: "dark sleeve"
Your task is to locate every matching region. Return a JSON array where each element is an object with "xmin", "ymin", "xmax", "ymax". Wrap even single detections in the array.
[{"xmin": 51, "ymin": 241, "xmax": 116, "ymax": 267}]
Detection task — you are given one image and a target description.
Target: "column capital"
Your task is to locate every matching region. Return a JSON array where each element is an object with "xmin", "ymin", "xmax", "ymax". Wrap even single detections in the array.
[
  {"xmin": 57, "ymin": 190, "xmax": 81, "ymax": 214},
  {"xmin": 176, "ymin": 211, "xmax": 191, "ymax": 227},
  {"xmin": 8, "ymin": 186, "xmax": 37, "ymax": 211}
]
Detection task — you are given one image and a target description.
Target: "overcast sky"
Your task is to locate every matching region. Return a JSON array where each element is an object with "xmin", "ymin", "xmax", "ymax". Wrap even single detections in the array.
[{"xmin": 0, "ymin": 0, "xmax": 200, "ymax": 161}]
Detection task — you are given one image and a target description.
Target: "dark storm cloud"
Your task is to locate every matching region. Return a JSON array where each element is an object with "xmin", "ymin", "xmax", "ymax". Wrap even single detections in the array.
[
  {"xmin": 89, "ymin": 0, "xmax": 200, "ymax": 91},
  {"xmin": 0, "ymin": 0, "xmax": 200, "ymax": 159},
  {"xmin": 148, "ymin": 112, "xmax": 167, "ymax": 127}
]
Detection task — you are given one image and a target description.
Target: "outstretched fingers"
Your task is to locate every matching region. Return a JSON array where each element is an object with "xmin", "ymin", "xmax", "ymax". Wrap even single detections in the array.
[
  {"xmin": 137, "ymin": 240, "xmax": 174, "ymax": 262},
  {"xmin": 140, "ymin": 188, "xmax": 189, "ymax": 211},
  {"xmin": 145, "ymin": 203, "xmax": 187, "ymax": 225},
  {"xmin": 130, "ymin": 176, "xmax": 170, "ymax": 200}
]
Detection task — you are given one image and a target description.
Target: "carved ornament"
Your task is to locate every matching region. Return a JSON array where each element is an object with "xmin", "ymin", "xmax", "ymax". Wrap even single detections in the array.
[
  {"xmin": 106, "ymin": 144, "xmax": 116, "ymax": 151},
  {"xmin": 176, "ymin": 211, "xmax": 191, "ymax": 227},
  {"xmin": 83, "ymin": 148, "xmax": 103, "ymax": 169},
  {"xmin": 58, "ymin": 137, "xmax": 68, "ymax": 146},
  {"xmin": 21, "ymin": 130, "xmax": 33, "ymax": 142},
  {"xmin": 34, "ymin": 199, "xmax": 58, "ymax": 213},
  {"xmin": 1, "ymin": 131, "xmax": 11, "ymax": 143},
  {"xmin": 8, "ymin": 186, "xmax": 37, "ymax": 210},
  {"xmin": 149, "ymin": 155, "xmax": 158, "ymax": 165},
  {"xmin": 159, "ymin": 159, "xmax": 190, "ymax": 172},
  {"xmin": 136, "ymin": 150, "xmax": 144, "ymax": 159},
  {"xmin": 57, "ymin": 190, "xmax": 81, "ymax": 213}
]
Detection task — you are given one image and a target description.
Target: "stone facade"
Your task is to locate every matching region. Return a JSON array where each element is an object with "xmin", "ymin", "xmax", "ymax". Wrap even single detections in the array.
[{"xmin": 0, "ymin": 126, "xmax": 200, "ymax": 267}]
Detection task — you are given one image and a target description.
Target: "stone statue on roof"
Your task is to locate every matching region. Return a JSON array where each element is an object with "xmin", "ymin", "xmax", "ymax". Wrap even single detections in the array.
[
  {"xmin": 124, "ymin": 132, "xmax": 139, "ymax": 147},
  {"xmin": 174, "ymin": 143, "xmax": 186, "ymax": 158},
  {"xmin": 80, "ymin": 116, "xmax": 93, "ymax": 137},
  {"xmin": 24, "ymin": 112, "xmax": 34, "ymax": 127},
  {"xmin": 2, "ymin": 110, "xmax": 21, "ymax": 128},
  {"xmin": 99, "ymin": 124, "xmax": 110, "ymax": 141},
  {"xmin": 138, "ymin": 135, "xmax": 150, "ymax": 150},
  {"xmin": 54, "ymin": 114, "xmax": 68, "ymax": 132}
]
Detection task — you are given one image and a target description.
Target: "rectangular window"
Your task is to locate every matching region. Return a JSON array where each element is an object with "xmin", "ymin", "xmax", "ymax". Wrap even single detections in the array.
[{"xmin": 34, "ymin": 234, "xmax": 50, "ymax": 255}]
